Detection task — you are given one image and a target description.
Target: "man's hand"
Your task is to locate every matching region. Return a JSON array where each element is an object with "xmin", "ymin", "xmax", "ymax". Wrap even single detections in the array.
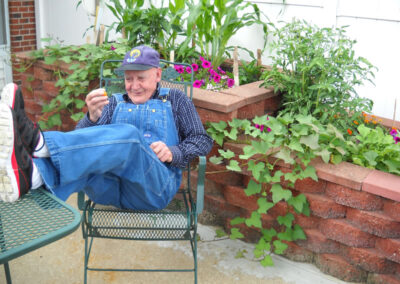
[
  {"xmin": 86, "ymin": 88, "xmax": 109, "ymax": 123},
  {"xmin": 150, "ymin": 141, "xmax": 173, "ymax": 163}
]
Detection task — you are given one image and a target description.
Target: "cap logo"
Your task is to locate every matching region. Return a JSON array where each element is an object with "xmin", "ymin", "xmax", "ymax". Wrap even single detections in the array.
[{"xmin": 127, "ymin": 49, "xmax": 141, "ymax": 63}]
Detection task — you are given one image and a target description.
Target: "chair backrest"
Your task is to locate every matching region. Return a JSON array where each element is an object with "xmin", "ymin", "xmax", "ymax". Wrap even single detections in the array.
[{"xmin": 99, "ymin": 59, "xmax": 194, "ymax": 100}]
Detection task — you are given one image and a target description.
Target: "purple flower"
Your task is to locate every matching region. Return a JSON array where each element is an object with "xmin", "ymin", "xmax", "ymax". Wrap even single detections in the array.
[
  {"xmin": 191, "ymin": 63, "xmax": 199, "ymax": 72},
  {"xmin": 202, "ymin": 60, "xmax": 211, "ymax": 69},
  {"xmin": 193, "ymin": 80, "xmax": 202, "ymax": 88},
  {"xmin": 174, "ymin": 65, "xmax": 185, "ymax": 74},
  {"xmin": 227, "ymin": 78, "xmax": 235, "ymax": 88},
  {"xmin": 110, "ymin": 45, "xmax": 116, "ymax": 51},
  {"xmin": 218, "ymin": 66, "xmax": 226, "ymax": 74},
  {"xmin": 395, "ymin": 136, "xmax": 400, "ymax": 144},
  {"xmin": 213, "ymin": 73, "xmax": 221, "ymax": 83},
  {"xmin": 267, "ymin": 127, "xmax": 271, "ymax": 132},
  {"xmin": 390, "ymin": 129, "xmax": 398, "ymax": 136},
  {"xmin": 255, "ymin": 124, "xmax": 260, "ymax": 129},
  {"xmin": 186, "ymin": 66, "xmax": 192, "ymax": 73}
]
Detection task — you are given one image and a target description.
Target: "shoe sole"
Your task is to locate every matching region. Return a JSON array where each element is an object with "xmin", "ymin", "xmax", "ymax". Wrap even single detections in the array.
[
  {"xmin": 0, "ymin": 103, "xmax": 20, "ymax": 202},
  {"xmin": 1, "ymin": 83, "xmax": 17, "ymax": 109}
]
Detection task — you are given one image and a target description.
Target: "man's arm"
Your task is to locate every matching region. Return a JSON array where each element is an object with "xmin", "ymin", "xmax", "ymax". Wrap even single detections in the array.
[
  {"xmin": 76, "ymin": 92, "xmax": 116, "ymax": 129},
  {"xmin": 168, "ymin": 91, "xmax": 213, "ymax": 168}
]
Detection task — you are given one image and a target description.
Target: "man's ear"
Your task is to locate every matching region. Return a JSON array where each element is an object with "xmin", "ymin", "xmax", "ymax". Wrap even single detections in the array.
[{"xmin": 155, "ymin": 67, "xmax": 162, "ymax": 82}]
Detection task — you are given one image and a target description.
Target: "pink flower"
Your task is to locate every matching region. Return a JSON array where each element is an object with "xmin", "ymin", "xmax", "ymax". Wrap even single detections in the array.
[
  {"xmin": 227, "ymin": 78, "xmax": 235, "ymax": 88},
  {"xmin": 193, "ymin": 80, "xmax": 202, "ymax": 88},
  {"xmin": 218, "ymin": 67, "xmax": 226, "ymax": 74},
  {"xmin": 213, "ymin": 73, "xmax": 221, "ymax": 83},
  {"xmin": 110, "ymin": 45, "xmax": 116, "ymax": 51},
  {"xmin": 390, "ymin": 129, "xmax": 398, "ymax": 136},
  {"xmin": 267, "ymin": 127, "xmax": 271, "ymax": 132},
  {"xmin": 174, "ymin": 65, "xmax": 184, "ymax": 74},
  {"xmin": 186, "ymin": 66, "xmax": 192, "ymax": 73},
  {"xmin": 202, "ymin": 60, "xmax": 211, "ymax": 69},
  {"xmin": 199, "ymin": 56, "xmax": 205, "ymax": 62},
  {"xmin": 394, "ymin": 136, "xmax": 400, "ymax": 144},
  {"xmin": 191, "ymin": 63, "xmax": 199, "ymax": 72}
]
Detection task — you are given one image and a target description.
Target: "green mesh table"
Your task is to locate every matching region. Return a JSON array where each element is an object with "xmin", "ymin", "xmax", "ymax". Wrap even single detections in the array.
[{"xmin": 0, "ymin": 187, "xmax": 81, "ymax": 284}]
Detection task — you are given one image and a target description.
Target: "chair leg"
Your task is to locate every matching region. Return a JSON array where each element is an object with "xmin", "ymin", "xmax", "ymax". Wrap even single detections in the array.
[{"xmin": 4, "ymin": 262, "xmax": 12, "ymax": 284}]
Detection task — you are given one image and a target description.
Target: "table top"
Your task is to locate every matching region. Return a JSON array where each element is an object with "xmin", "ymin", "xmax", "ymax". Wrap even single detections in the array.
[{"xmin": 0, "ymin": 188, "xmax": 81, "ymax": 263}]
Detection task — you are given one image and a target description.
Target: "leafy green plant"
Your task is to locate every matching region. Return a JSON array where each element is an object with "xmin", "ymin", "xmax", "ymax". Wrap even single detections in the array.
[
  {"xmin": 345, "ymin": 124, "xmax": 400, "ymax": 175},
  {"xmin": 206, "ymin": 113, "xmax": 348, "ymax": 265},
  {"xmin": 21, "ymin": 40, "xmax": 130, "ymax": 129},
  {"xmin": 186, "ymin": 0, "xmax": 269, "ymax": 68},
  {"xmin": 260, "ymin": 20, "xmax": 377, "ymax": 132},
  {"xmin": 239, "ymin": 59, "xmax": 264, "ymax": 85}
]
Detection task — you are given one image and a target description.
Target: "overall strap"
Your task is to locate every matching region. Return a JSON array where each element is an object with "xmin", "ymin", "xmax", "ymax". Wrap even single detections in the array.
[
  {"xmin": 112, "ymin": 93, "xmax": 125, "ymax": 102},
  {"xmin": 159, "ymin": 88, "xmax": 170, "ymax": 98}
]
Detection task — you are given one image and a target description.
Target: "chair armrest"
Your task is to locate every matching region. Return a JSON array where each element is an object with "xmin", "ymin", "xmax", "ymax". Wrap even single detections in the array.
[{"xmin": 196, "ymin": 156, "xmax": 206, "ymax": 214}]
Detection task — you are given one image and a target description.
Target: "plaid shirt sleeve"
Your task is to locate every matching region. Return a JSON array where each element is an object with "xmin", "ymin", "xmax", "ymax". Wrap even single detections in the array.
[{"xmin": 75, "ymin": 87, "xmax": 213, "ymax": 168}]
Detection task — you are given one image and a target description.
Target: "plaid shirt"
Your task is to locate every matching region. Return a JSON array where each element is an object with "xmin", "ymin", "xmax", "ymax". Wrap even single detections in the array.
[{"xmin": 76, "ymin": 85, "xmax": 213, "ymax": 168}]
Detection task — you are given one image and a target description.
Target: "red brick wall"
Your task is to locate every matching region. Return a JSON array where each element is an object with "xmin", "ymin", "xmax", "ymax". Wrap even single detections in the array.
[
  {"xmin": 203, "ymin": 143, "xmax": 400, "ymax": 283},
  {"xmin": 8, "ymin": 0, "xmax": 37, "ymax": 84}
]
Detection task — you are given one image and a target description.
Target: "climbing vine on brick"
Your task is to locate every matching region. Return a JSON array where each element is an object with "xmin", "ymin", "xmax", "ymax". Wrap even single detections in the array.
[{"xmin": 206, "ymin": 113, "xmax": 346, "ymax": 266}]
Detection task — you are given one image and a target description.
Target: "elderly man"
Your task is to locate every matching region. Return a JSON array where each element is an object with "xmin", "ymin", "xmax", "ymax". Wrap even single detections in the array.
[{"xmin": 0, "ymin": 45, "xmax": 213, "ymax": 210}]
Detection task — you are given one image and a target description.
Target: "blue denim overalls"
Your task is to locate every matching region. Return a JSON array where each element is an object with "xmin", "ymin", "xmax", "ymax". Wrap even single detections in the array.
[{"xmin": 34, "ymin": 88, "xmax": 182, "ymax": 210}]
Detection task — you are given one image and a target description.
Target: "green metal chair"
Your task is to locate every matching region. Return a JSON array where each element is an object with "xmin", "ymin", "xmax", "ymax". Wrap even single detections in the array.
[
  {"xmin": 77, "ymin": 59, "xmax": 206, "ymax": 284},
  {"xmin": 0, "ymin": 187, "xmax": 81, "ymax": 284}
]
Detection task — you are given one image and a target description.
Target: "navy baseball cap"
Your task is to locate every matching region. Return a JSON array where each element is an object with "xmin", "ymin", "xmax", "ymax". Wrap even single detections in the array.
[{"xmin": 116, "ymin": 45, "xmax": 160, "ymax": 71}]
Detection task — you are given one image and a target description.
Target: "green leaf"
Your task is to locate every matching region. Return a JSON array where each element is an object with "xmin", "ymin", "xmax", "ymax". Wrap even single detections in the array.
[
  {"xmin": 288, "ymin": 140, "xmax": 304, "ymax": 153},
  {"xmin": 239, "ymin": 145, "xmax": 259, "ymax": 160},
  {"xmin": 300, "ymin": 134, "xmax": 319, "ymax": 150},
  {"xmin": 227, "ymin": 160, "xmax": 241, "ymax": 172},
  {"xmin": 363, "ymin": 151, "xmax": 378, "ymax": 166},
  {"xmin": 277, "ymin": 213, "xmax": 294, "ymax": 228},
  {"xmin": 235, "ymin": 249, "xmax": 246, "ymax": 259},
  {"xmin": 287, "ymin": 194, "xmax": 307, "ymax": 213},
  {"xmin": 230, "ymin": 228, "xmax": 244, "ymax": 240},
  {"xmin": 210, "ymin": 121, "xmax": 227, "ymax": 132},
  {"xmin": 245, "ymin": 211, "xmax": 262, "ymax": 228},
  {"xmin": 274, "ymin": 147, "xmax": 294, "ymax": 164},
  {"xmin": 215, "ymin": 229, "xmax": 227, "ymax": 238},
  {"xmin": 295, "ymin": 114, "xmax": 314, "ymax": 124},
  {"xmin": 331, "ymin": 154, "xmax": 342, "ymax": 164},
  {"xmin": 261, "ymin": 228, "xmax": 277, "ymax": 241},
  {"xmin": 218, "ymin": 149, "xmax": 235, "ymax": 159},
  {"xmin": 270, "ymin": 170, "xmax": 283, "ymax": 183},
  {"xmin": 60, "ymin": 56, "xmax": 72, "ymax": 64},
  {"xmin": 301, "ymin": 166, "xmax": 318, "ymax": 181},
  {"xmin": 44, "ymin": 56, "xmax": 57, "ymax": 65},
  {"xmin": 273, "ymin": 240, "xmax": 288, "ymax": 255},
  {"xmin": 247, "ymin": 160, "xmax": 265, "ymax": 181},
  {"xmin": 244, "ymin": 179, "xmax": 261, "ymax": 196},
  {"xmin": 209, "ymin": 156, "xmax": 223, "ymax": 164},
  {"xmin": 315, "ymin": 148, "xmax": 331, "ymax": 163},
  {"xmin": 257, "ymin": 198, "xmax": 274, "ymax": 214},
  {"xmin": 230, "ymin": 217, "xmax": 245, "ymax": 225},
  {"xmin": 271, "ymin": 184, "xmax": 292, "ymax": 203},
  {"xmin": 224, "ymin": 128, "xmax": 238, "ymax": 140},
  {"xmin": 292, "ymin": 224, "xmax": 307, "ymax": 240},
  {"xmin": 260, "ymin": 254, "xmax": 274, "ymax": 267}
]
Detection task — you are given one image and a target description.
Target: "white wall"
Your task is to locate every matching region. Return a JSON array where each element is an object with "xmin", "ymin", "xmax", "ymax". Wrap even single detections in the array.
[{"xmin": 34, "ymin": 0, "xmax": 400, "ymax": 120}]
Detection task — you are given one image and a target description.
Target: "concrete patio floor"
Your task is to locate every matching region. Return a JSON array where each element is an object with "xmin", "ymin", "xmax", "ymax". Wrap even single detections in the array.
[{"xmin": 1, "ymin": 194, "xmax": 353, "ymax": 284}]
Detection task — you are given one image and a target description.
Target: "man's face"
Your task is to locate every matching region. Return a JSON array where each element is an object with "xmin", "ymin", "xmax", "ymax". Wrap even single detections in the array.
[{"xmin": 124, "ymin": 68, "xmax": 162, "ymax": 104}]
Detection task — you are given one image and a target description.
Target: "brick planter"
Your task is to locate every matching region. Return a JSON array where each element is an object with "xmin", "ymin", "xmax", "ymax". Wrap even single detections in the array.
[
  {"xmin": 202, "ymin": 142, "xmax": 400, "ymax": 283},
  {"xmin": 14, "ymin": 51, "xmax": 400, "ymax": 283}
]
